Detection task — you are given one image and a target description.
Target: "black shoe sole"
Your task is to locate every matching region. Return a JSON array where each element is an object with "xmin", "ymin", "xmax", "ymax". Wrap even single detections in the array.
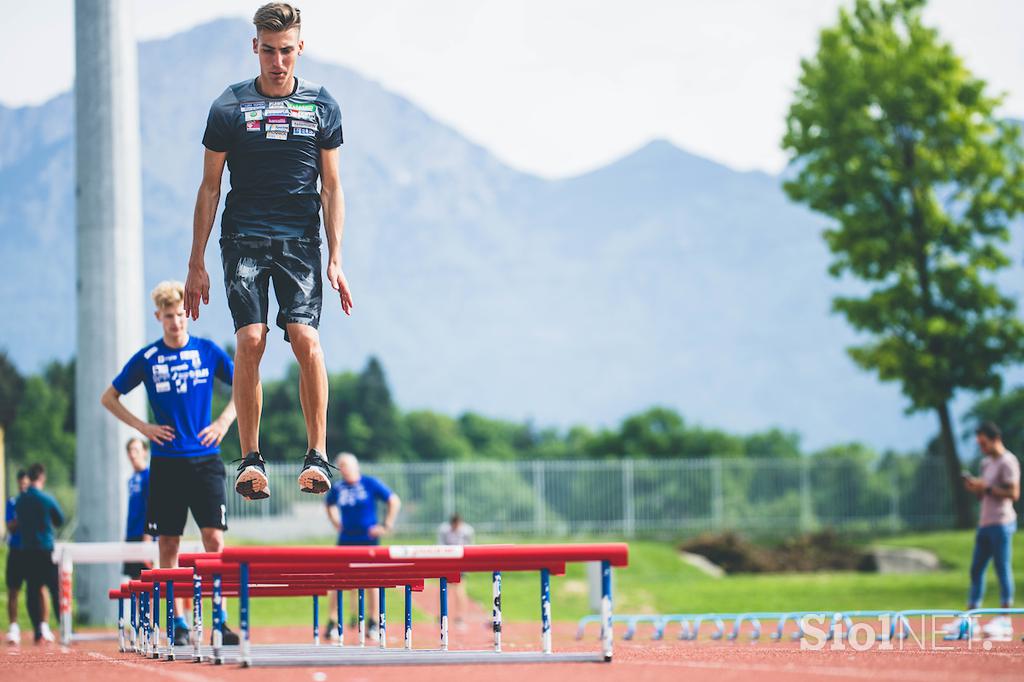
[
  {"xmin": 298, "ymin": 468, "xmax": 330, "ymax": 494},
  {"xmin": 235, "ymin": 467, "xmax": 271, "ymax": 500}
]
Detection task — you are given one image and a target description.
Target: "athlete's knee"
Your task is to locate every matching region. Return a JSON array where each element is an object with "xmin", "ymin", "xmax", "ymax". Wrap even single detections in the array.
[
  {"xmin": 201, "ymin": 528, "xmax": 224, "ymax": 553},
  {"xmin": 289, "ymin": 326, "xmax": 322, "ymax": 363},
  {"xmin": 236, "ymin": 325, "xmax": 267, "ymax": 358}
]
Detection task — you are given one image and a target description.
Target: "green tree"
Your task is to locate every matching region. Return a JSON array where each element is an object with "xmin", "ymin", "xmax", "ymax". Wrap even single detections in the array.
[
  {"xmin": 6, "ymin": 377, "xmax": 76, "ymax": 486},
  {"xmin": 782, "ymin": 0, "xmax": 1024, "ymax": 527},
  {"xmin": 0, "ymin": 351, "xmax": 26, "ymax": 495},
  {"xmin": 355, "ymin": 357, "xmax": 403, "ymax": 460},
  {"xmin": 965, "ymin": 386, "xmax": 1024, "ymax": 457}
]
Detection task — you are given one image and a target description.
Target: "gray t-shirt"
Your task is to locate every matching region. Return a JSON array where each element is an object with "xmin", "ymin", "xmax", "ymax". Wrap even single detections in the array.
[
  {"xmin": 980, "ymin": 450, "xmax": 1020, "ymax": 527},
  {"xmin": 438, "ymin": 521, "xmax": 474, "ymax": 546},
  {"xmin": 202, "ymin": 77, "xmax": 343, "ymax": 238}
]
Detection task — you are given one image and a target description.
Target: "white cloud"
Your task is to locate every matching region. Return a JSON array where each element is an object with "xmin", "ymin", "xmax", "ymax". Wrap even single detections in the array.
[{"xmin": 5, "ymin": 0, "xmax": 1022, "ymax": 177}]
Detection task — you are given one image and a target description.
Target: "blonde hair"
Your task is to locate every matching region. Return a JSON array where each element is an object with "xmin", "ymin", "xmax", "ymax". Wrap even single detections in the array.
[
  {"xmin": 151, "ymin": 281, "xmax": 184, "ymax": 309},
  {"xmin": 253, "ymin": 2, "xmax": 301, "ymax": 34}
]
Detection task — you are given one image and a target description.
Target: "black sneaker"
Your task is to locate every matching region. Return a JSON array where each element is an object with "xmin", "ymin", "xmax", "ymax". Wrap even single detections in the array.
[
  {"xmin": 234, "ymin": 452, "xmax": 270, "ymax": 500},
  {"xmin": 298, "ymin": 449, "xmax": 334, "ymax": 494},
  {"xmin": 220, "ymin": 624, "xmax": 240, "ymax": 646},
  {"xmin": 173, "ymin": 627, "xmax": 190, "ymax": 647}
]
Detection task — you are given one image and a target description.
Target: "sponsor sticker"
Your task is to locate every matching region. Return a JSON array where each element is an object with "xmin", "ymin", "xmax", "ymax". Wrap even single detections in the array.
[
  {"xmin": 244, "ymin": 109, "xmax": 263, "ymax": 121},
  {"xmin": 239, "ymin": 101, "xmax": 267, "ymax": 111},
  {"xmin": 266, "ymin": 100, "xmax": 289, "ymax": 111},
  {"xmin": 289, "ymin": 109, "xmax": 316, "ymax": 122},
  {"xmin": 246, "ymin": 120, "xmax": 261, "ymax": 131},
  {"xmin": 266, "ymin": 116, "xmax": 287, "ymax": 124},
  {"xmin": 388, "ymin": 546, "xmax": 464, "ymax": 560},
  {"xmin": 266, "ymin": 124, "xmax": 290, "ymax": 132},
  {"xmin": 155, "ymin": 381, "xmax": 171, "ymax": 394},
  {"xmin": 152, "ymin": 364, "xmax": 169, "ymax": 380},
  {"xmin": 291, "ymin": 119, "xmax": 318, "ymax": 130},
  {"xmin": 291, "ymin": 102, "xmax": 316, "ymax": 111},
  {"xmin": 266, "ymin": 131, "xmax": 288, "ymax": 140},
  {"xmin": 143, "ymin": 346, "xmax": 158, "ymax": 360},
  {"xmin": 293, "ymin": 127, "xmax": 316, "ymax": 137}
]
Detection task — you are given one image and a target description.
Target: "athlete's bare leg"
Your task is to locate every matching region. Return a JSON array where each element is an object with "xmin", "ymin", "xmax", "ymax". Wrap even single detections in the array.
[
  {"xmin": 286, "ymin": 324, "xmax": 327, "ymax": 453},
  {"xmin": 234, "ymin": 324, "xmax": 268, "ymax": 455}
]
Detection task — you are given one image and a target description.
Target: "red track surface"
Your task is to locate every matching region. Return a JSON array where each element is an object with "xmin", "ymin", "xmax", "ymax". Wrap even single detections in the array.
[{"xmin": 2, "ymin": 620, "xmax": 1022, "ymax": 682}]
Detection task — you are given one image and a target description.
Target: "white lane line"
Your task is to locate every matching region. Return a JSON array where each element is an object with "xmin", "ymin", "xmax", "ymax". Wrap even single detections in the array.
[{"xmin": 85, "ymin": 651, "xmax": 212, "ymax": 682}]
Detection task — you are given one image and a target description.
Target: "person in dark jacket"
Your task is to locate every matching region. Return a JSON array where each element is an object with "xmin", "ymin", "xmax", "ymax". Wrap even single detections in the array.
[{"xmin": 14, "ymin": 463, "xmax": 64, "ymax": 643}]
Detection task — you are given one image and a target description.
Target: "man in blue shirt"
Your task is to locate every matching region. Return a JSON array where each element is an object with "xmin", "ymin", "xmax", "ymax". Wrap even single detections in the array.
[
  {"xmin": 122, "ymin": 438, "xmax": 154, "ymax": 580},
  {"xmin": 5, "ymin": 470, "xmax": 30, "ymax": 644},
  {"xmin": 183, "ymin": 2, "xmax": 353, "ymax": 501},
  {"xmin": 14, "ymin": 464, "xmax": 63, "ymax": 643},
  {"xmin": 101, "ymin": 281, "xmax": 238, "ymax": 646},
  {"xmin": 323, "ymin": 453, "xmax": 401, "ymax": 640}
]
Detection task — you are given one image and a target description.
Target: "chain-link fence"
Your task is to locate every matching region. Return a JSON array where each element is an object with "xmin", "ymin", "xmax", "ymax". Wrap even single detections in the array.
[{"xmin": 225, "ymin": 457, "xmax": 954, "ymax": 539}]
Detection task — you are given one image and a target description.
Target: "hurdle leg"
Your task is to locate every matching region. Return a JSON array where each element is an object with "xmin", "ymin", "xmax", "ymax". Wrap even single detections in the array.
[
  {"xmin": 342, "ymin": 585, "xmax": 350, "ymax": 647},
  {"xmin": 493, "ymin": 571, "xmax": 502, "ymax": 653},
  {"xmin": 139, "ymin": 590, "xmax": 148, "ymax": 657},
  {"xmin": 601, "ymin": 560, "xmax": 613, "ymax": 661},
  {"xmin": 239, "ymin": 562, "xmax": 251, "ymax": 667},
  {"xmin": 117, "ymin": 597, "xmax": 125, "ymax": 652},
  {"xmin": 379, "ymin": 587, "xmax": 387, "ymax": 649},
  {"xmin": 152, "ymin": 581, "xmax": 161, "ymax": 658},
  {"xmin": 193, "ymin": 573, "xmax": 202, "ymax": 661},
  {"xmin": 358, "ymin": 588, "xmax": 366, "ymax": 647},
  {"xmin": 313, "ymin": 595, "xmax": 320, "ymax": 645},
  {"xmin": 58, "ymin": 552, "xmax": 73, "ymax": 645},
  {"xmin": 130, "ymin": 592, "xmax": 137, "ymax": 652},
  {"xmin": 540, "ymin": 568, "xmax": 552, "ymax": 654},
  {"xmin": 166, "ymin": 580, "xmax": 176, "ymax": 660},
  {"xmin": 440, "ymin": 577, "xmax": 449, "ymax": 651},
  {"xmin": 404, "ymin": 585, "xmax": 412, "ymax": 650},
  {"xmin": 212, "ymin": 574, "xmax": 224, "ymax": 664}
]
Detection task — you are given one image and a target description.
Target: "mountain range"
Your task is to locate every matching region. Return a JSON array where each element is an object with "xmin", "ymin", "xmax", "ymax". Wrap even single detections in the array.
[{"xmin": 2, "ymin": 18, "xmax": 1021, "ymax": 452}]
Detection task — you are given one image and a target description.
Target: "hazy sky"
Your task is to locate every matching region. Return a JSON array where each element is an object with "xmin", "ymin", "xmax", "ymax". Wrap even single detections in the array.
[{"xmin": 5, "ymin": 0, "xmax": 1022, "ymax": 177}]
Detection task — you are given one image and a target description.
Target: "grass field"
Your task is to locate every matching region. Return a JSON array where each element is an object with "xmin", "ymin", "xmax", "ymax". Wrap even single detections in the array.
[{"xmin": 0, "ymin": 530, "xmax": 1020, "ymax": 633}]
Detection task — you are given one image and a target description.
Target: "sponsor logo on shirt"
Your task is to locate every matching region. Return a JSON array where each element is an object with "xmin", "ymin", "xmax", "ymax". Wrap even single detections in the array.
[
  {"xmin": 289, "ymin": 109, "xmax": 316, "ymax": 122},
  {"xmin": 152, "ymin": 364, "xmax": 169, "ymax": 380},
  {"xmin": 155, "ymin": 380, "xmax": 171, "ymax": 393},
  {"xmin": 266, "ymin": 101, "xmax": 289, "ymax": 112},
  {"xmin": 143, "ymin": 346, "xmax": 158, "ymax": 360},
  {"xmin": 239, "ymin": 101, "xmax": 267, "ymax": 111},
  {"xmin": 246, "ymin": 120, "xmax": 261, "ymax": 132},
  {"xmin": 266, "ymin": 131, "xmax": 288, "ymax": 140},
  {"xmin": 293, "ymin": 127, "xmax": 316, "ymax": 137},
  {"xmin": 180, "ymin": 349, "xmax": 201, "ymax": 368},
  {"xmin": 290, "ymin": 102, "xmax": 316, "ymax": 112},
  {"xmin": 244, "ymin": 110, "xmax": 263, "ymax": 121},
  {"xmin": 266, "ymin": 123, "xmax": 290, "ymax": 132},
  {"xmin": 291, "ymin": 119, "xmax": 317, "ymax": 130},
  {"xmin": 266, "ymin": 116, "xmax": 287, "ymax": 124},
  {"xmin": 156, "ymin": 354, "xmax": 178, "ymax": 363}
]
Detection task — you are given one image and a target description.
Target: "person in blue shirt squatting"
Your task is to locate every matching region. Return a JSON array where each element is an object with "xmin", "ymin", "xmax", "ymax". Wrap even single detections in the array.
[
  {"xmin": 323, "ymin": 453, "xmax": 401, "ymax": 642},
  {"xmin": 183, "ymin": 2, "xmax": 353, "ymax": 502},
  {"xmin": 5, "ymin": 469, "xmax": 31, "ymax": 645},
  {"xmin": 14, "ymin": 464, "xmax": 64, "ymax": 644},
  {"xmin": 122, "ymin": 438, "xmax": 155, "ymax": 580},
  {"xmin": 100, "ymin": 281, "xmax": 239, "ymax": 646}
]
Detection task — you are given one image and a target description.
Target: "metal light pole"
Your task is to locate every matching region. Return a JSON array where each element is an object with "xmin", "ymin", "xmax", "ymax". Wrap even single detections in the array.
[{"xmin": 73, "ymin": 0, "xmax": 146, "ymax": 624}]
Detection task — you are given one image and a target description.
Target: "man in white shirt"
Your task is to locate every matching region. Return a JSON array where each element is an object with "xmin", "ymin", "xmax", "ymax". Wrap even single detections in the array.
[{"xmin": 438, "ymin": 513, "xmax": 474, "ymax": 629}]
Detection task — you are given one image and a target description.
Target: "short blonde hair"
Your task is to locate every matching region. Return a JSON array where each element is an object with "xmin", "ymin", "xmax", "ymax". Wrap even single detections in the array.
[
  {"xmin": 151, "ymin": 281, "xmax": 184, "ymax": 309},
  {"xmin": 253, "ymin": 2, "xmax": 301, "ymax": 35}
]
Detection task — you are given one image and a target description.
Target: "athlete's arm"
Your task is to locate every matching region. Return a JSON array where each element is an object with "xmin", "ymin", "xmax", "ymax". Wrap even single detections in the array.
[
  {"xmin": 198, "ymin": 398, "xmax": 237, "ymax": 447},
  {"xmin": 320, "ymin": 147, "xmax": 353, "ymax": 315},
  {"xmin": 326, "ymin": 504, "xmax": 341, "ymax": 532},
  {"xmin": 185, "ymin": 149, "xmax": 227, "ymax": 321},
  {"xmin": 100, "ymin": 385, "xmax": 175, "ymax": 445},
  {"xmin": 370, "ymin": 493, "xmax": 402, "ymax": 538}
]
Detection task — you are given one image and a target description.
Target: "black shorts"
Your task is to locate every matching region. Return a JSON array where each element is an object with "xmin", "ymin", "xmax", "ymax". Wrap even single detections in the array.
[
  {"xmin": 5, "ymin": 547, "xmax": 27, "ymax": 590},
  {"xmin": 148, "ymin": 455, "xmax": 228, "ymax": 536},
  {"xmin": 220, "ymin": 234, "xmax": 323, "ymax": 342}
]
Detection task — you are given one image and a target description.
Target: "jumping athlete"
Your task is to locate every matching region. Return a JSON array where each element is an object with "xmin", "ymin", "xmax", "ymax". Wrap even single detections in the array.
[
  {"xmin": 101, "ymin": 281, "xmax": 239, "ymax": 645},
  {"xmin": 183, "ymin": 2, "xmax": 353, "ymax": 500}
]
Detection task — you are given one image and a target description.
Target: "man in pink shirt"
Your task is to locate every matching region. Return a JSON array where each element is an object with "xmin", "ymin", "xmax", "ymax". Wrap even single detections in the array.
[{"xmin": 961, "ymin": 422, "xmax": 1020, "ymax": 639}]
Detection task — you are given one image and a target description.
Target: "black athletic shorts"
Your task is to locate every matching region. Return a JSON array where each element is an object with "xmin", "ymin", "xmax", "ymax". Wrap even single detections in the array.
[
  {"xmin": 5, "ymin": 547, "xmax": 27, "ymax": 590},
  {"xmin": 147, "ymin": 455, "xmax": 228, "ymax": 536},
  {"xmin": 220, "ymin": 234, "xmax": 323, "ymax": 342}
]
